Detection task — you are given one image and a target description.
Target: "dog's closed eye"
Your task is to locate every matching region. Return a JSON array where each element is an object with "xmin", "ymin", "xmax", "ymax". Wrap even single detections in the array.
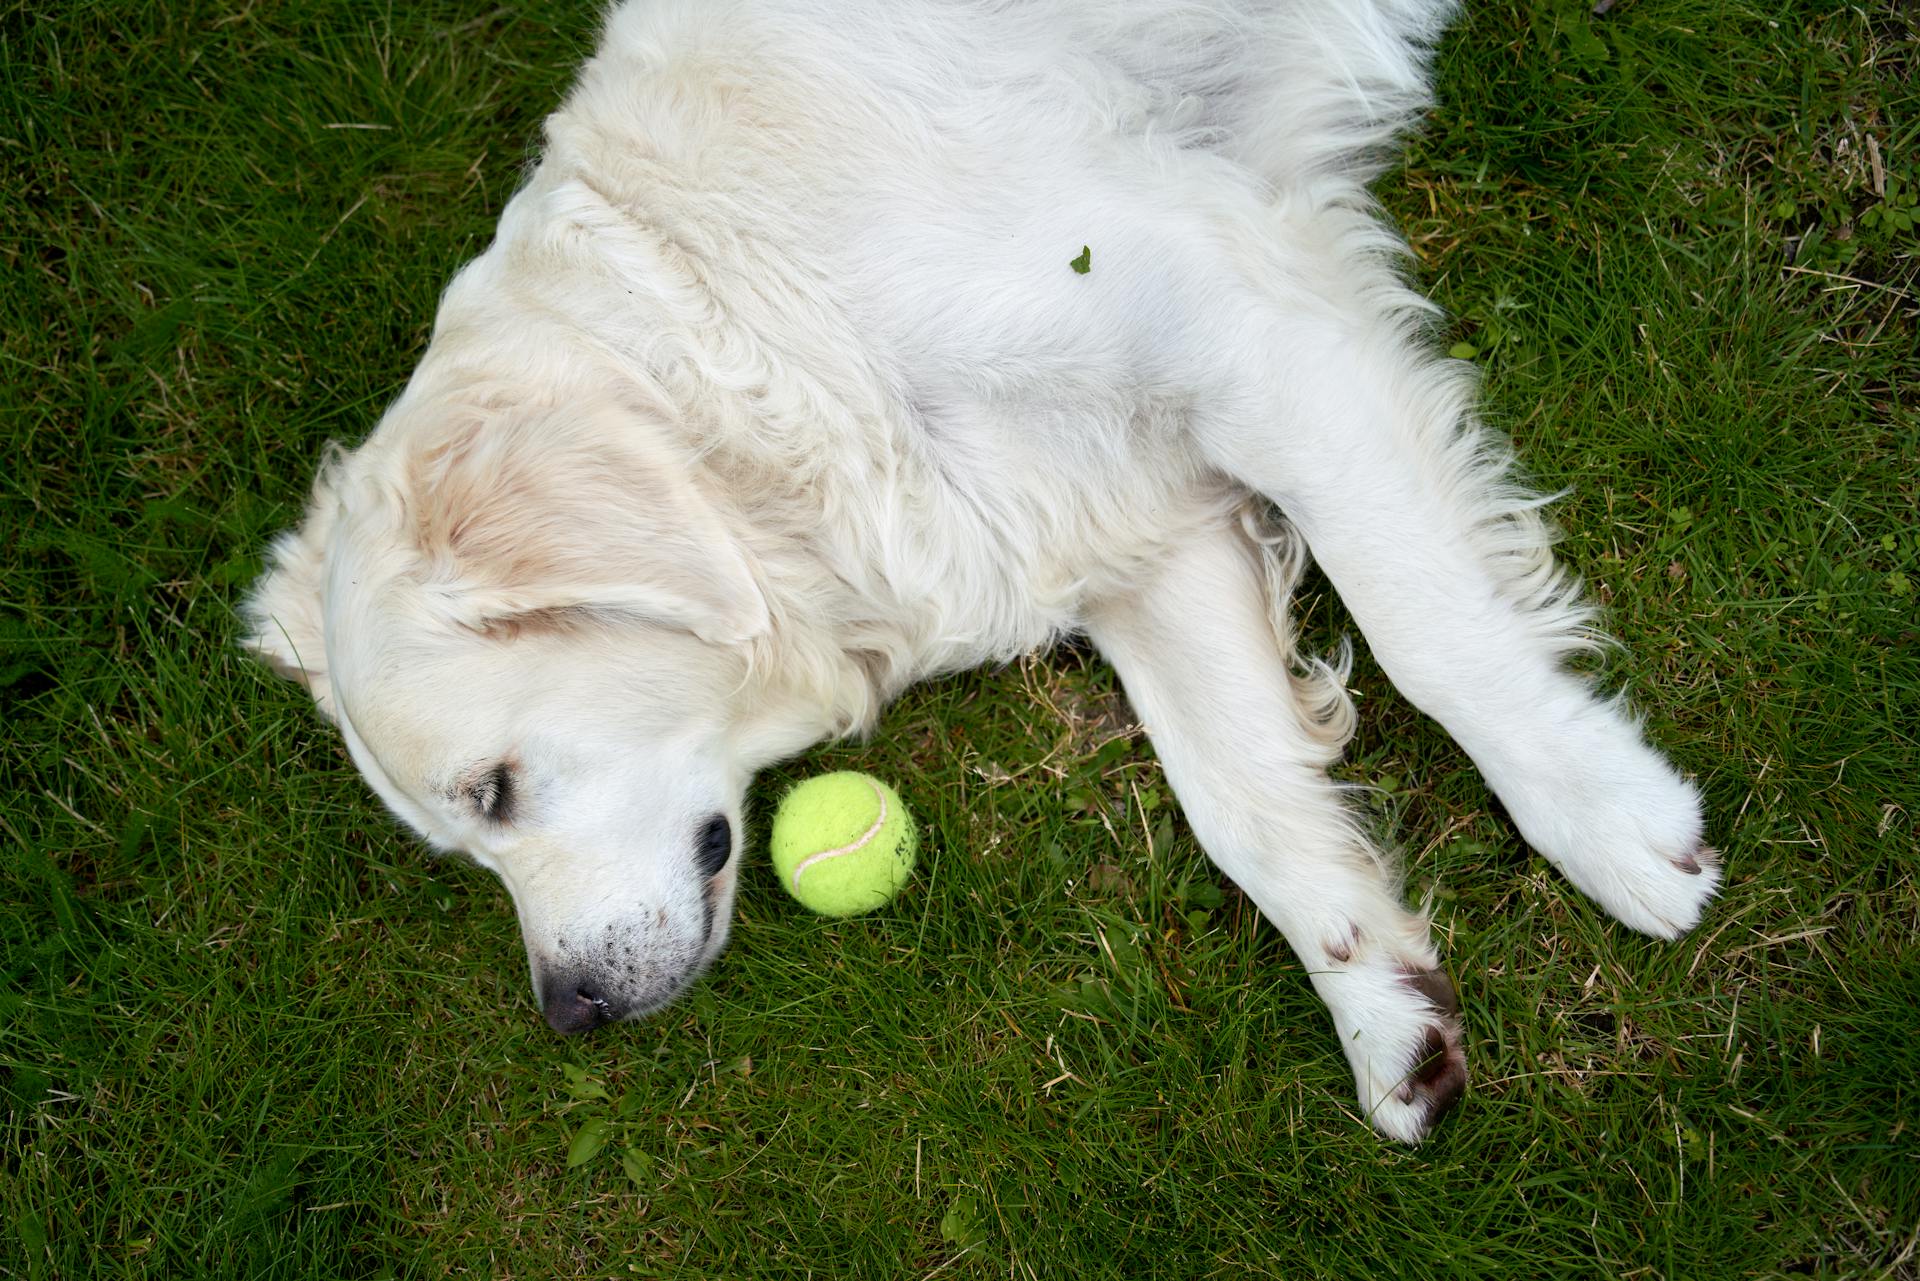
[{"xmin": 470, "ymin": 764, "xmax": 514, "ymax": 822}]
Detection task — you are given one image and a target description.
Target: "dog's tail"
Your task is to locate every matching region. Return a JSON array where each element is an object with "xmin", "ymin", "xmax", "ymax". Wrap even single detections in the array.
[
  {"xmin": 1227, "ymin": 0, "xmax": 1457, "ymax": 190},
  {"xmin": 1240, "ymin": 504, "xmax": 1356, "ymax": 764},
  {"xmin": 1091, "ymin": 0, "xmax": 1457, "ymax": 191}
]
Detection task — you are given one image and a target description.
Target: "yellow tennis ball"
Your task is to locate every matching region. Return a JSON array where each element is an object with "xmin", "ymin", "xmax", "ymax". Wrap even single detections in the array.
[{"xmin": 769, "ymin": 772, "xmax": 916, "ymax": 917}]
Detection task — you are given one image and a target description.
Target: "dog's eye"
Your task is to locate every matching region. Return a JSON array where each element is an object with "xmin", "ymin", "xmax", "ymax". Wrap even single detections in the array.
[{"xmin": 471, "ymin": 764, "xmax": 514, "ymax": 822}]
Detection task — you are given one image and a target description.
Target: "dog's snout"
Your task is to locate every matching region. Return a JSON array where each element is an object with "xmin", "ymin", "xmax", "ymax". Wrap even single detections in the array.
[
  {"xmin": 694, "ymin": 813, "xmax": 732, "ymax": 878},
  {"xmin": 540, "ymin": 972, "xmax": 614, "ymax": 1035},
  {"xmin": 528, "ymin": 825, "xmax": 737, "ymax": 1034}
]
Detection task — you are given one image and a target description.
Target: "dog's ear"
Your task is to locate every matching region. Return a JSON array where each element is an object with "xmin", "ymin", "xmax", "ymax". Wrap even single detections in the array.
[
  {"xmin": 408, "ymin": 402, "xmax": 770, "ymax": 645},
  {"xmin": 241, "ymin": 449, "xmax": 346, "ymax": 716}
]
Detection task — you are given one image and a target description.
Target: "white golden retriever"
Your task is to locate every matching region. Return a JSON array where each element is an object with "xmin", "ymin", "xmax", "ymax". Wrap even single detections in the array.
[{"xmin": 244, "ymin": 0, "xmax": 1719, "ymax": 1142}]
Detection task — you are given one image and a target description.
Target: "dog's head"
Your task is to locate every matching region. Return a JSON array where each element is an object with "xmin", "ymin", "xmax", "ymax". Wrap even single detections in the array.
[{"xmin": 243, "ymin": 392, "xmax": 792, "ymax": 1032}]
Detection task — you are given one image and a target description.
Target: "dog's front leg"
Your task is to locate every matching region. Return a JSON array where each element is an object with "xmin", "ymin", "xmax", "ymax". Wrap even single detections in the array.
[
  {"xmin": 1191, "ymin": 302, "xmax": 1719, "ymax": 940},
  {"xmin": 1086, "ymin": 522, "xmax": 1465, "ymax": 1144}
]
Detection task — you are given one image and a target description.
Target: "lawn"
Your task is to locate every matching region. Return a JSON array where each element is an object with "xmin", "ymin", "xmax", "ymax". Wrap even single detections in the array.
[{"xmin": 2, "ymin": 1, "xmax": 1915, "ymax": 1277}]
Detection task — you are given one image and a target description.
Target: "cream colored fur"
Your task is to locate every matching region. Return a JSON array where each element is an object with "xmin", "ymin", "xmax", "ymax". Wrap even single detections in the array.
[{"xmin": 244, "ymin": 0, "xmax": 1717, "ymax": 1142}]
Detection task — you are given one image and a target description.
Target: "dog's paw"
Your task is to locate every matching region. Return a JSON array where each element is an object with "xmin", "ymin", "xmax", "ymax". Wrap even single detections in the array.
[
  {"xmin": 1324, "ymin": 962, "xmax": 1466, "ymax": 1144},
  {"xmin": 1554, "ymin": 825, "xmax": 1722, "ymax": 940},
  {"xmin": 1496, "ymin": 712, "xmax": 1721, "ymax": 939}
]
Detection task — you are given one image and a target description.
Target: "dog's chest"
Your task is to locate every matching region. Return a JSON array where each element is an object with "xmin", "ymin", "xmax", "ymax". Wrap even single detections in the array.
[{"xmin": 842, "ymin": 391, "xmax": 1219, "ymax": 675}]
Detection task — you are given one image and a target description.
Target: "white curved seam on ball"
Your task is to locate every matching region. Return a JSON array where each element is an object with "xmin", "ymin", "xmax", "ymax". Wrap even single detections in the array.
[{"xmin": 790, "ymin": 777, "xmax": 889, "ymax": 894}]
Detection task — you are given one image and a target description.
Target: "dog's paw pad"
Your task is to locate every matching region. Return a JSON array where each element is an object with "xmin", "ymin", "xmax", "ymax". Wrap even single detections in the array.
[
  {"xmin": 1323, "ymin": 922, "xmax": 1364, "ymax": 964},
  {"xmin": 1671, "ymin": 843, "xmax": 1720, "ymax": 877},
  {"xmin": 1398, "ymin": 964, "xmax": 1458, "ymax": 1018},
  {"xmin": 1338, "ymin": 970, "xmax": 1467, "ymax": 1145},
  {"xmin": 1394, "ymin": 1024, "xmax": 1467, "ymax": 1122}
]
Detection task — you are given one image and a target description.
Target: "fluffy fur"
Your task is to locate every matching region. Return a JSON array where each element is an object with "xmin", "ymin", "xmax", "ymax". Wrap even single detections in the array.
[{"xmin": 244, "ymin": 0, "xmax": 1719, "ymax": 1143}]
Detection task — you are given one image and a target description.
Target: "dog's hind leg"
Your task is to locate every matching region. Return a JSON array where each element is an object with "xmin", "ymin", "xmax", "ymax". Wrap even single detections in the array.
[
  {"xmin": 1085, "ymin": 519, "xmax": 1465, "ymax": 1144},
  {"xmin": 1186, "ymin": 228, "xmax": 1718, "ymax": 939}
]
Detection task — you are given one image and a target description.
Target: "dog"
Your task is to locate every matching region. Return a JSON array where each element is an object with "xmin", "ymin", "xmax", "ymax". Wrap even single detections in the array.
[{"xmin": 243, "ymin": 0, "xmax": 1719, "ymax": 1143}]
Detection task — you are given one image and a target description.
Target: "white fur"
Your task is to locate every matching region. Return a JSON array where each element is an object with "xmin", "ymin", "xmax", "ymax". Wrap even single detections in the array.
[{"xmin": 244, "ymin": 0, "xmax": 1717, "ymax": 1142}]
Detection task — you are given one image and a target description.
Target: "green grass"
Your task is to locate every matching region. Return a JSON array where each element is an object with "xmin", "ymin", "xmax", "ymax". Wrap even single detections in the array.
[{"xmin": 2, "ymin": 1, "xmax": 1915, "ymax": 1276}]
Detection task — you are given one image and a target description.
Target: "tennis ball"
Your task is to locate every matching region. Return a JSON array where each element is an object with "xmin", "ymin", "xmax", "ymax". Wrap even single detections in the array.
[{"xmin": 769, "ymin": 772, "xmax": 916, "ymax": 917}]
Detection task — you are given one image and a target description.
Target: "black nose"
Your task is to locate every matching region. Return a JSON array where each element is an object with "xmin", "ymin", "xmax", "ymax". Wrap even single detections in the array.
[
  {"xmin": 541, "ymin": 973, "xmax": 613, "ymax": 1035},
  {"xmin": 694, "ymin": 813, "xmax": 732, "ymax": 878}
]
